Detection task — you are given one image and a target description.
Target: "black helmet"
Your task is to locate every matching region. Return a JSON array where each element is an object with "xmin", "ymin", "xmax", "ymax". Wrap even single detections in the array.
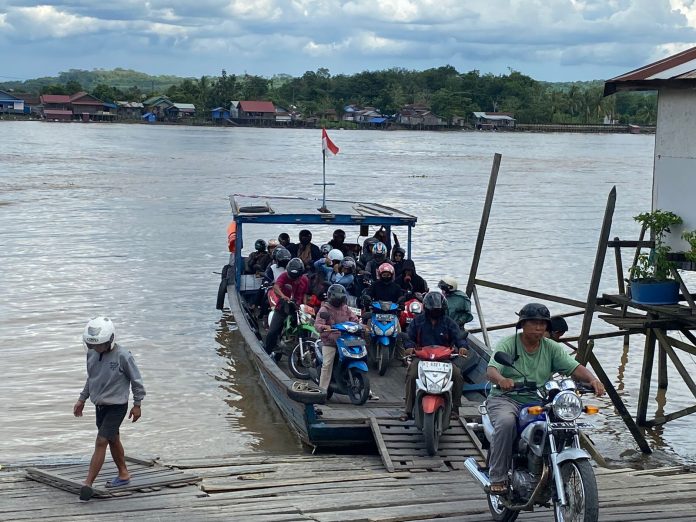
[
  {"xmin": 327, "ymin": 284, "xmax": 347, "ymax": 307},
  {"xmin": 402, "ymin": 259, "xmax": 416, "ymax": 273},
  {"xmin": 550, "ymin": 315, "xmax": 568, "ymax": 333},
  {"xmin": 516, "ymin": 303, "xmax": 552, "ymax": 329},
  {"xmin": 254, "ymin": 239, "xmax": 267, "ymax": 251},
  {"xmin": 392, "ymin": 246, "xmax": 406, "ymax": 259},
  {"xmin": 286, "ymin": 258, "xmax": 305, "ymax": 280},
  {"xmin": 320, "ymin": 243, "xmax": 331, "ymax": 255},
  {"xmin": 274, "ymin": 247, "xmax": 291, "ymax": 263},
  {"xmin": 423, "ymin": 291, "xmax": 448, "ymax": 320}
]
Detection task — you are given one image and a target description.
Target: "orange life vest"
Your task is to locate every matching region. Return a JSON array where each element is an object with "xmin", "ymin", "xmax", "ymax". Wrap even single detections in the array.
[{"xmin": 227, "ymin": 221, "xmax": 237, "ymax": 253}]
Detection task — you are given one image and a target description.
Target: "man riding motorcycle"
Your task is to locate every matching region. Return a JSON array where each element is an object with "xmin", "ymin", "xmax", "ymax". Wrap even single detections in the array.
[
  {"xmin": 400, "ymin": 291, "xmax": 468, "ymax": 422},
  {"xmin": 485, "ymin": 303, "xmax": 605, "ymax": 495}
]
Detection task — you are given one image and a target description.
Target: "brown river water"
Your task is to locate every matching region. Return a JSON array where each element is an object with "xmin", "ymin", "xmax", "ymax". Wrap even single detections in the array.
[{"xmin": 1, "ymin": 121, "xmax": 694, "ymax": 467}]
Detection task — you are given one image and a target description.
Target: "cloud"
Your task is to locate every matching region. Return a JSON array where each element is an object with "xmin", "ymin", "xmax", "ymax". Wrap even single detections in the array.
[{"xmin": 1, "ymin": 0, "xmax": 696, "ymax": 81}]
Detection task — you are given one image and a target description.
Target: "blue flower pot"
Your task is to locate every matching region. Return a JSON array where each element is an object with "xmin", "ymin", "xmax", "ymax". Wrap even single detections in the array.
[{"xmin": 630, "ymin": 280, "xmax": 680, "ymax": 305}]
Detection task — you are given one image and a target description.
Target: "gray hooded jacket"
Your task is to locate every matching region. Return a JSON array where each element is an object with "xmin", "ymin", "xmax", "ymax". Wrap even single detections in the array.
[{"xmin": 79, "ymin": 343, "xmax": 146, "ymax": 406}]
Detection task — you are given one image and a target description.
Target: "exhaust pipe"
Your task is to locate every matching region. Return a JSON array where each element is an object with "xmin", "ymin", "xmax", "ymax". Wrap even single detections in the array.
[{"xmin": 464, "ymin": 457, "xmax": 491, "ymax": 491}]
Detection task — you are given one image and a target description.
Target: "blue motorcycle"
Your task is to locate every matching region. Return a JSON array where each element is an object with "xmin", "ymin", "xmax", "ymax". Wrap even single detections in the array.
[
  {"xmin": 369, "ymin": 300, "xmax": 400, "ymax": 376},
  {"xmin": 309, "ymin": 321, "xmax": 371, "ymax": 405}
]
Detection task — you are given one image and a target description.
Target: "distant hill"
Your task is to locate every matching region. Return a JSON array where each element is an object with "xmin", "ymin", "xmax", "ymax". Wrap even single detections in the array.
[{"xmin": 0, "ymin": 68, "xmax": 193, "ymax": 94}]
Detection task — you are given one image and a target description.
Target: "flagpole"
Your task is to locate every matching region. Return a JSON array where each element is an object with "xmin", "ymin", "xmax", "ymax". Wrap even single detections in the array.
[{"xmin": 321, "ymin": 149, "xmax": 327, "ymax": 212}]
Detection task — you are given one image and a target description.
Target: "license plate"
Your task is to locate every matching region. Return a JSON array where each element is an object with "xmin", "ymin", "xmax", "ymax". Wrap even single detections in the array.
[
  {"xmin": 420, "ymin": 361, "xmax": 450, "ymax": 372},
  {"xmin": 375, "ymin": 314, "xmax": 394, "ymax": 323}
]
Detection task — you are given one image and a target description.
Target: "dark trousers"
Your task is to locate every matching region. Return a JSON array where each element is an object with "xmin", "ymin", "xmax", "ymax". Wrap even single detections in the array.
[
  {"xmin": 264, "ymin": 308, "xmax": 288, "ymax": 354},
  {"xmin": 404, "ymin": 360, "xmax": 463, "ymax": 414}
]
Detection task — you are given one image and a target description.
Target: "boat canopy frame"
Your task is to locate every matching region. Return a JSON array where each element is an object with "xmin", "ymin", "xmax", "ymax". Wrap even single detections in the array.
[{"xmin": 229, "ymin": 194, "xmax": 417, "ymax": 287}]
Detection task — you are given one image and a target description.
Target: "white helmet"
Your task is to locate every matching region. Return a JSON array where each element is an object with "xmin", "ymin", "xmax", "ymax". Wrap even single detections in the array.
[
  {"xmin": 83, "ymin": 316, "xmax": 115, "ymax": 349},
  {"xmin": 438, "ymin": 276, "xmax": 458, "ymax": 293},
  {"xmin": 328, "ymin": 249, "xmax": 344, "ymax": 263}
]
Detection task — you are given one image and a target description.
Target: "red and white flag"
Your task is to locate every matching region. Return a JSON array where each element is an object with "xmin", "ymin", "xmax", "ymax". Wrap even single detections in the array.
[{"xmin": 322, "ymin": 128, "xmax": 339, "ymax": 156}]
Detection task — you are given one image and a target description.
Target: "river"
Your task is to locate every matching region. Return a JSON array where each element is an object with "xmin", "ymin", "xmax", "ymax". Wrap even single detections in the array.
[{"xmin": 1, "ymin": 122, "xmax": 694, "ymax": 467}]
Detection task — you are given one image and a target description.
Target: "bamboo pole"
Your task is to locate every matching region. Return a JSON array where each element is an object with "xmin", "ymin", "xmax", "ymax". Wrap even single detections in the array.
[{"xmin": 577, "ymin": 186, "xmax": 617, "ymax": 365}]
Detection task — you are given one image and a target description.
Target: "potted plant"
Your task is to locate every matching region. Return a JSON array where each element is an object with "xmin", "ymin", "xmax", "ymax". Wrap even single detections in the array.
[
  {"xmin": 682, "ymin": 230, "xmax": 696, "ymax": 268},
  {"xmin": 629, "ymin": 209, "xmax": 682, "ymax": 305}
]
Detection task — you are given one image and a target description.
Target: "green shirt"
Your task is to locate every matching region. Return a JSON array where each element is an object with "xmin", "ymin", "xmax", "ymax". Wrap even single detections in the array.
[{"xmin": 488, "ymin": 334, "xmax": 580, "ymax": 404}]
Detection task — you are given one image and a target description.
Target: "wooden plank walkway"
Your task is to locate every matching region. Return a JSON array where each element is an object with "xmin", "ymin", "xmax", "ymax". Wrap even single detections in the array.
[
  {"xmin": 24, "ymin": 456, "xmax": 202, "ymax": 498},
  {"xmin": 370, "ymin": 417, "xmax": 486, "ymax": 472},
  {"xmin": 3, "ymin": 453, "xmax": 696, "ymax": 521}
]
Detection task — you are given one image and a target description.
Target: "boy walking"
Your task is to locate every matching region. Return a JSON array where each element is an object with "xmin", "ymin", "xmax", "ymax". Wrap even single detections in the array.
[{"xmin": 73, "ymin": 317, "xmax": 146, "ymax": 501}]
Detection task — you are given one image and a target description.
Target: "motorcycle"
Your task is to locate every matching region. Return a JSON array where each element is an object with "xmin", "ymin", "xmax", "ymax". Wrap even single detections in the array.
[
  {"xmin": 269, "ymin": 297, "xmax": 319, "ymax": 366},
  {"xmin": 412, "ymin": 345, "xmax": 457, "ymax": 456},
  {"xmin": 307, "ymin": 317, "xmax": 371, "ymax": 405},
  {"xmin": 399, "ymin": 296, "xmax": 423, "ymax": 330},
  {"xmin": 369, "ymin": 300, "xmax": 401, "ymax": 376},
  {"xmin": 464, "ymin": 351, "xmax": 600, "ymax": 522}
]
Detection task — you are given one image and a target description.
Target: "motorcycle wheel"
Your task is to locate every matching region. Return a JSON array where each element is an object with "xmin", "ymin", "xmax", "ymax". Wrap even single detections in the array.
[
  {"xmin": 347, "ymin": 369, "xmax": 370, "ymax": 405},
  {"xmin": 289, "ymin": 341, "xmax": 312, "ymax": 380},
  {"xmin": 486, "ymin": 452, "xmax": 519, "ymax": 522},
  {"xmin": 553, "ymin": 460, "xmax": 599, "ymax": 522},
  {"xmin": 423, "ymin": 408, "xmax": 443, "ymax": 456},
  {"xmin": 378, "ymin": 347, "xmax": 389, "ymax": 376}
]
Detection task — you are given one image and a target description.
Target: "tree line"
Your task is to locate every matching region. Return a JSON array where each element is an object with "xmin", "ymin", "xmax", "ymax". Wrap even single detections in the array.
[{"xmin": 3, "ymin": 66, "xmax": 657, "ymax": 125}]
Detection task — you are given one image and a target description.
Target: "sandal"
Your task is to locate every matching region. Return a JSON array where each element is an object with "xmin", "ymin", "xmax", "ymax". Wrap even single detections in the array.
[
  {"xmin": 489, "ymin": 482, "xmax": 507, "ymax": 495},
  {"xmin": 399, "ymin": 413, "xmax": 412, "ymax": 422}
]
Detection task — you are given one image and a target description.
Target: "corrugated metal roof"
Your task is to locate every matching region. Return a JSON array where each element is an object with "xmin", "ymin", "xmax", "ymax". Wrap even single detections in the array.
[
  {"xmin": 41, "ymin": 94, "xmax": 70, "ymax": 104},
  {"xmin": 173, "ymin": 103, "xmax": 196, "ymax": 110},
  {"xmin": 473, "ymin": 112, "xmax": 515, "ymax": 121},
  {"xmin": 604, "ymin": 46, "xmax": 696, "ymax": 95},
  {"xmin": 239, "ymin": 100, "xmax": 275, "ymax": 113}
]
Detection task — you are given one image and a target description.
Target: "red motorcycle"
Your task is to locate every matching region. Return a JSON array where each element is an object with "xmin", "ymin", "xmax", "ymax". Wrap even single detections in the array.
[
  {"xmin": 399, "ymin": 297, "xmax": 423, "ymax": 330},
  {"xmin": 413, "ymin": 345, "xmax": 456, "ymax": 456}
]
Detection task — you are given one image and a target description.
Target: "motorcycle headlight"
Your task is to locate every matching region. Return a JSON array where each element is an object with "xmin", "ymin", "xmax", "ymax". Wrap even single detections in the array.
[
  {"xmin": 552, "ymin": 391, "xmax": 583, "ymax": 421},
  {"xmin": 384, "ymin": 325, "xmax": 395, "ymax": 337},
  {"xmin": 341, "ymin": 346, "xmax": 366, "ymax": 359}
]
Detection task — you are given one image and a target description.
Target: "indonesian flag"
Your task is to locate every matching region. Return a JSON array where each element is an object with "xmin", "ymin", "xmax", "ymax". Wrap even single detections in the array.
[{"xmin": 322, "ymin": 128, "xmax": 339, "ymax": 156}]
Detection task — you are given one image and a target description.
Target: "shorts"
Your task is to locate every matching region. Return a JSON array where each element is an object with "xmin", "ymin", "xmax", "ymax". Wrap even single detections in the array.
[{"xmin": 95, "ymin": 404, "xmax": 128, "ymax": 441}]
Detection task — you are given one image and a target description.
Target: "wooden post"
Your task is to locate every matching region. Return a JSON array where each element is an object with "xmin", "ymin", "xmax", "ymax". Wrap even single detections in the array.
[
  {"xmin": 658, "ymin": 335, "xmax": 668, "ymax": 390},
  {"xmin": 577, "ymin": 186, "xmax": 617, "ymax": 365},
  {"xmin": 465, "ymin": 153, "xmax": 501, "ymax": 298},
  {"xmin": 636, "ymin": 328, "xmax": 656, "ymax": 426},
  {"xmin": 613, "ymin": 235, "xmax": 631, "ymax": 352},
  {"xmin": 587, "ymin": 351, "xmax": 651, "ymax": 453},
  {"xmin": 472, "ymin": 285, "xmax": 491, "ymax": 348},
  {"xmin": 671, "ymin": 267, "xmax": 696, "ymax": 310}
]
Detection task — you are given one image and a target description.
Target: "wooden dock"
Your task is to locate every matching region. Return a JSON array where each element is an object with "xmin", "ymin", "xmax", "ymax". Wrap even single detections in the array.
[{"xmin": 3, "ymin": 453, "xmax": 696, "ymax": 521}]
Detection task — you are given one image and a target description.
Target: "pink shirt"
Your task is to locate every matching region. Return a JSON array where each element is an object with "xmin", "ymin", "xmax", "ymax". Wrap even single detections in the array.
[{"xmin": 274, "ymin": 272, "xmax": 309, "ymax": 309}]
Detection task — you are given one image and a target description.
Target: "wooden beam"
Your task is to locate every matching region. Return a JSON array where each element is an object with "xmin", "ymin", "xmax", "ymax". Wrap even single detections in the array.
[
  {"xmin": 658, "ymin": 340, "xmax": 668, "ymax": 390},
  {"xmin": 644, "ymin": 404, "xmax": 696, "ymax": 427},
  {"xmin": 666, "ymin": 334, "xmax": 696, "ymax": 357},
  {"xmin": 465, "ymin": 153, "xmax": 501, "ymax": 298},
  {"xmin": 636, "ymin": 329, "xmax": 656, "ymax": 426},
  {"xmin": 587, "ymin": 351, "xmax": 651, "ymax": 453},
  {"xmin": 607, "ymin": 240, "xmax": 654, "ymax": 248},
  {"xmin": 671, "ymin": 267, "xmax": 696, "ymax": 310},
  {"xmin": 473, "ymin": 279, "xmax": 625, "ymax": 317},
  {"xmin": 654, "ymin": 329, "xmax": 696, "ymax": 401},
  {"xmin": 614, "ymin": 236, "xmax": 626, "ymax": 296},
  {"xmin": 577, "ymin": 186, "xmax": 616, "ymax": 365}
]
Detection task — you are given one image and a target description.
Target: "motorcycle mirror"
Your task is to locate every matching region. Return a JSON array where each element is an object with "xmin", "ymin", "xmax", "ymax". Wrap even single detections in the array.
[
  {"xmin": 493, "ymin": 351, "xmax": 514, "ymax": 367},
  {"xmin": 320, "ymin": 312, "xmax": 330, "ymax": 320}
]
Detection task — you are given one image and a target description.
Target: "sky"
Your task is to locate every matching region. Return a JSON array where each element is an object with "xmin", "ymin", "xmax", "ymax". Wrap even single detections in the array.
[{"xmin": 1, "ymin": 0, "xmax": 696, "ymax": 82}]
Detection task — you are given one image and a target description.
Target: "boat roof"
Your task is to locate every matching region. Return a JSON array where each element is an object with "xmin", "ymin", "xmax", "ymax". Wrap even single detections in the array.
[{"xmin": 230, "ymin": 194, "xmax": 417, "ymax": 227}]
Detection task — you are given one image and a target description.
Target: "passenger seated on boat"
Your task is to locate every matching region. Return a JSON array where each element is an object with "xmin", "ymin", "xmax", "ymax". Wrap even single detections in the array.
[
  {"xmin": 328, "ymin": 229, "xmax": 350, "ymax": 256},
  {"xmin": 401, "ymin": 292, "xmax": 468, "ymax": 422},
  {"xmin": 358, "ymin": 237, "xmax": 379, "ymax": 269},
  {"xmin": 314, "ymin": 284, "xmax": 363, "ymax": 392},
  {"xmin": 396, "ymin": 259, "xmax": 428, "ymax": 295},
  {"xmin": 288, "ymin": 229, "xmax": 322, "ymax": 271},
  {"xmin": 264, "ymin": 258, "xmax": 310, "ymax": 356},
  {"xmin": 391, "ymin": 247, "xmax": 406, "ymax": 277},
  {"xmin": 364, "ymin": 242, "xmax": 392, "ymax": 281},
  {"xmin": 314, "ymin": 249, "xmax": 344, "ymax": 282},
  {"xmin": 364, "ymin": 263, "xmax": 403, "ymax": 305},
  {"xmin": 337, "ymin": 257, "xmax": 357, "ymax": 296},
  {"xmin": 438, "ymin": 276, "xmax": 473, "ymax": 329},
  {"xmin": 278, "ymin": 233, "xmax": 295, "ymax": 252},
  {"xmin": 245, "ymin": 239, "xmax": 272, "ymax": 275}
]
